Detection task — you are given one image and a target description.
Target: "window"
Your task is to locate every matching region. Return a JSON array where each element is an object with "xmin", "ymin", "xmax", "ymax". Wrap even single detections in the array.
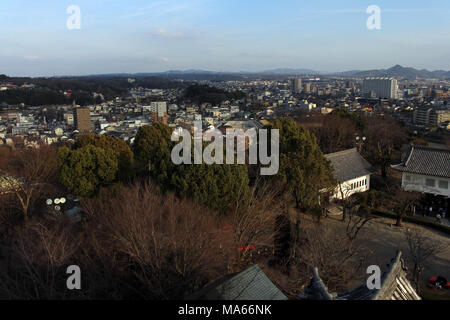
[
  {"xmin": 438, "ymin": 180, "xmax": 448, "ymax": 189},
  {"xmin": 404, "ymin": 175, "xmax": 411, "ymax": 181},
  {"xmin": 425, "ymin": 178, "xmax": 435, "ymax": 187},
  {"xmin": 365, "ymin": 179, "xmax": 367, "ymax": 186}
]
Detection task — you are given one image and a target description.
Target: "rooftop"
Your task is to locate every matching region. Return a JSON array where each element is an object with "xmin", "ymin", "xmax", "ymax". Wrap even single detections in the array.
[
  {"xmin": 392, "ymin": 145, "xmax": 450, "ymax": 179},
  {"xmin": 300, "ymin": 251, "xmax": 421, "ymax": 300},
  {"xmin": 186, "ymin": 265, "xmax": 288, "ymax": 300},
  {"xmin": 325, "ymin": 148, "xmax": 374, "ymax": 182}
]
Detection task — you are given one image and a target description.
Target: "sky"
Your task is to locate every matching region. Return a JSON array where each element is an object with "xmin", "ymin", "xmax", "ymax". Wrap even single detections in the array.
[{"xmin": 0, "ymin": 0, "xmax": 449, "ymax": 77}]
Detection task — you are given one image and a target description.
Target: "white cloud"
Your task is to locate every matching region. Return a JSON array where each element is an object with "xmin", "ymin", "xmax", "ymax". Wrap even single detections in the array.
[
  {"xmin": 153, "ymin": 29, "xmax": 184, "ymax": 39},
  {"xmin": 23, "ymin": 56, "xmax": 41, "ymax": 61},
  {"xmin": 120, "ymin": 1, "xmax": 168, "ymax": 19}
]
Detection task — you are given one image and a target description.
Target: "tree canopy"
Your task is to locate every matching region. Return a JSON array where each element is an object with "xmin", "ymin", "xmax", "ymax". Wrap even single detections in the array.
[
  {"xmin": 58, "ymin": 144, "xmax": 118, "ymax": 197},
  {"xmin": 74, "ymin": 134, "xmax": 134, "ymax": 181},
  {"xmin": 184, "ymin": 84, "xmax": 246, "ymax": 105},
  {"xmin": 269, "ymin": 118, "xmax": 336, "ymax": 210},
  {"xmin": 133, "ymin": 123, "xmax": 250, "ymax": 213}
]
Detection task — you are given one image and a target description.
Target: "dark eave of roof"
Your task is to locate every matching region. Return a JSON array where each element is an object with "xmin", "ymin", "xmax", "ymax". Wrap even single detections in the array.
[
  {"xmin": 392, "ymin": 145, "xmax": 450, "ymax": 179},
  {"xmin": 299, "ymin": 251, "xmax": 421, "ymax": 300}
]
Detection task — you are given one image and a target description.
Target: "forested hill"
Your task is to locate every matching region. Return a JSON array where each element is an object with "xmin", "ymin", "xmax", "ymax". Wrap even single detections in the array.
[
  {"xmin": 184, "ymin": 84, "xmax": 246, "ymax": 105},
  {"xmin": 0, "ymin": 75, "xmax": 185, "ymax": 106}
]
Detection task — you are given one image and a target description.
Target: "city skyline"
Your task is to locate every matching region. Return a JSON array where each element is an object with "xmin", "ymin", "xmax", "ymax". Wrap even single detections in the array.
[{"xmin": 1, "ymin": 0, "xmax": 449, "ymax": 77}]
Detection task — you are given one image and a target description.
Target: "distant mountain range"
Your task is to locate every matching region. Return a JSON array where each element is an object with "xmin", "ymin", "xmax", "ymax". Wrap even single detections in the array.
[
  {"xmin": 258, "ymin": 68, "xmax": 321, "ymax": 75},
  {"xmin": 6, "ymin": 65, "xmax": 450, "ymax": 80},
  {"xmin": 333, "ymin": 65, "xmax": 450, "ymax": 79},
  {"xmin": 136, "ymin": 65, "xmax": 450, "ymax": 79}
]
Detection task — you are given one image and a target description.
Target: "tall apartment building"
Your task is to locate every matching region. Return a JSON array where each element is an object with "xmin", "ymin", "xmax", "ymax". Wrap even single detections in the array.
[
  {"xmin": 73, "ymin": 107, "xmax": 93, "ymax": 133},
  {"xmin": 150, "ymin": 101, "xmax": 167, "ymax": 117},
  {"xmin": 150, "ymin": 101, "xmax": 168, "ymax": 124},
  {"xmin": 303, "ymin": 82, "xmax": 311, "ymax": 93},
  {"xmin": 362, "ymin": 78, "xmax": 398, "ymax": 99},
  {"xmin": 291, "ymin": 78, "xmax": 302, "ymax": 93}
]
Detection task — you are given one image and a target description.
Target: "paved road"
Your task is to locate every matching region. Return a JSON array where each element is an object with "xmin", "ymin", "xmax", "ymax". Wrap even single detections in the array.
[{"xmin": 323, "ymin": 215, "xmax": 450, "ymax": 288}]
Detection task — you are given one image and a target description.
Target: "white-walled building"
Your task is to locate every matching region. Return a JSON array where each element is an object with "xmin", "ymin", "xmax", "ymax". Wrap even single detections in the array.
[
  {"xmin": 392, "ymin": 145, "xmax": 450, "ymax": 198},
  {"xmin": 325, "ymin": 148, "xmax": 374, "ymax": 200}
]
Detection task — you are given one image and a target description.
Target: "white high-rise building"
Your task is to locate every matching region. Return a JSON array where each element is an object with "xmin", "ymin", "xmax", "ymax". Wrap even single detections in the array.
[{"xmin": 362, "ymin": 78, "xmax": 398, "ymax": 99}]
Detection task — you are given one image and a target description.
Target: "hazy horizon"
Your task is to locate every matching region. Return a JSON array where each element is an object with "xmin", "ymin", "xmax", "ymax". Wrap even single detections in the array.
[{"xmin": 1, "ymin": 0, "xmax": 449, "ymax": 77}]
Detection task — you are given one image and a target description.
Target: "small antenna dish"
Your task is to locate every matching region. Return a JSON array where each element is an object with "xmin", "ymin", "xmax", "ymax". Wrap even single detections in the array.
[
  {"xmin": 46, "ymin": 199, "xmax": 53, "ymax": 206},
  {"xmin": 54, "ymin": 205, "xmax": 61, "ymax": 211},
  {"xmin": 60, "ymin": 198, "xmax": 66, "ymax": 204},
  {"xmin": 54, "ymin": 198, "xmax": 61, "ymax": 205}
]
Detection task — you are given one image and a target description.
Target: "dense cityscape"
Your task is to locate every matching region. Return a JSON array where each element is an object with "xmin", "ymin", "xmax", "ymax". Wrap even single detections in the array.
[
  {"xmin": 0, "ymin": 1, "xmax": 449, "ymax": 314},
  {"xmin": 1, "ymin": 67, "xmax": 449, "ymax": 148}
]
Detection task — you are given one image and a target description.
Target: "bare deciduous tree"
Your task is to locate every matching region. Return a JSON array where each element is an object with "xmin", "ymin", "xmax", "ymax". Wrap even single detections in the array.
[
  {"xmin": 0, "ymin": 215, "xmax": 79, "ymax": 299},
  {"xmin": 0, "ymin": 145, "xmax": 57, "ymax": 221},
  {"xmin": 296, "ymin": 218, "xmax": 368, "ymax": 293},
  {"xmin": 404, "ymin": 228, "xmax": 448, "ymax": 293},
  {"xmin": 82, "ymin": 182, "xmax": 227, "ymax": 299},
  {"xmin": 226, "ymin": 181, "xmax": 282, "ymax": 271},
  {"xmin": 345, "ymin": 207, "xmax": 374, "ymax": 241},
  {"xmin": 394, "ymin": 190, "xmax": 421, "ymax": 227}
]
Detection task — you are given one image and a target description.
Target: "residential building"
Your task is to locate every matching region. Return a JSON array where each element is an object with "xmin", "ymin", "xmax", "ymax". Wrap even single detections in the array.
[
  {"xmin": 362, "ymin": 78, "xmax": 398, "ymax": 99},
  {"xmin": 291, "ymin": 78, "xmax": 302, "ymax": 93},
  {"xmin": 73, "ymin": 107, "xmax": 93, "ymax": 133},
  {"xmin": 413, "ymin": 107, "xmax": 450, "ymax": 127}
]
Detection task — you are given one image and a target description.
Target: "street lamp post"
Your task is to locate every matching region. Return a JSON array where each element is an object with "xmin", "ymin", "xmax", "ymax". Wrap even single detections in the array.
[{"xmin": 355, "ymin": 135, "xmax": 366, "ymax": 152}]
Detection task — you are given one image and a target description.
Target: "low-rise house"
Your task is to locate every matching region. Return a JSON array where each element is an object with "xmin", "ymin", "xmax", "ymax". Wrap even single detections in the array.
[{"xmin": 325, "ymin": 148, "xmax": 374, "ymax": 199}]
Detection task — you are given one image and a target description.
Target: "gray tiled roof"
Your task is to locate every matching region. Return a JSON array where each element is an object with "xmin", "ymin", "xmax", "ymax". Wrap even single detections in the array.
[
  {"xmin": 300, "ymin": 251, "xmax": 421, "ymax": 300},
  {"xmin": 392, "ymin": 145, "xmax": 450, "ymax": 179},
  {"xmin": 186, "ymin": 265, "xmax": 288, "ymax": 300},
  {"xmin": 325, "ymin": 148, "xmax": 374, "ymax": 182}
]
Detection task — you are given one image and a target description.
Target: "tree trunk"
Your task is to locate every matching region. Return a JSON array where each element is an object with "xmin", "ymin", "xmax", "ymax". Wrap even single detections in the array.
[
  {"xmin": 291, "ymin": 213, "xmax": 301, "ymax": 261},
  {"xmin": 395, "ymin": 214, "xmax": 403, "ymax": 227},
  {"xmin": 415, "ymin": 266, "xmax": 423, "ymax": 294},
  {"xmin": 381, "ymin": 165, "xmax": 387, "ymax": 178}
]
